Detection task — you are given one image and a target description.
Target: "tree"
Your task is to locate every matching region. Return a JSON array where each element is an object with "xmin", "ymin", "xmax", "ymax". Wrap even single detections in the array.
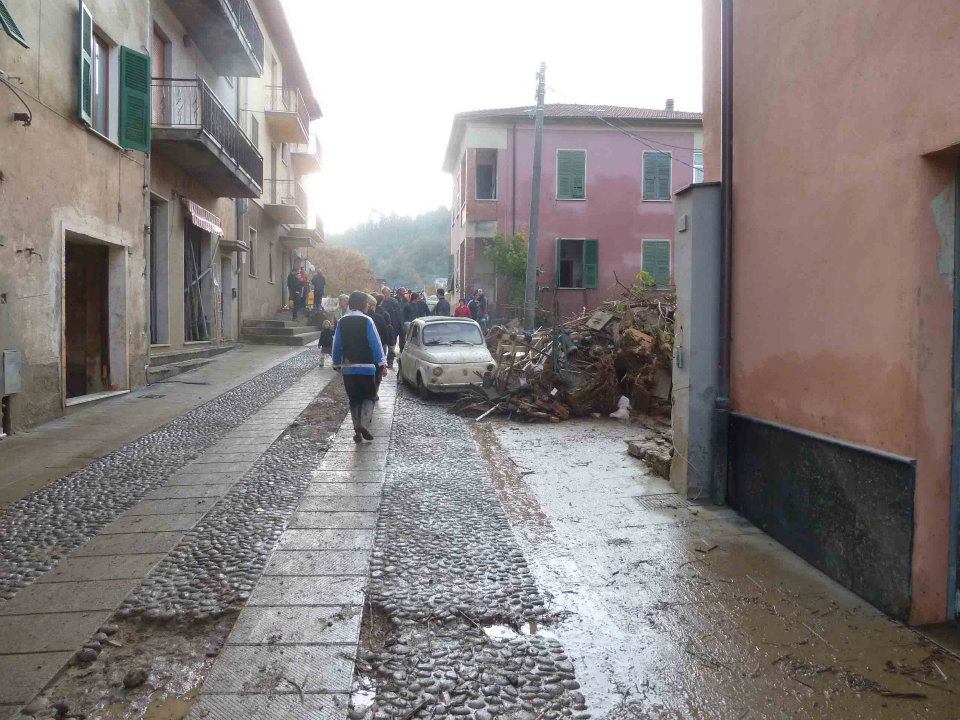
[
  {"xmin": 484, "ymin": 232, "xmax": 527, "ymax": 309},
  {"xmin": 302, "ymin": 245, "xmax": 376, "ymax": 296},
  {"xmin": 327, "ymin": 208, "xmax": 450, "ymax": 290}
]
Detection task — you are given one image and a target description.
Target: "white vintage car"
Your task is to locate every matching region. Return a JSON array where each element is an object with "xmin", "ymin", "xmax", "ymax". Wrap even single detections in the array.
[{"xmin": 398, "ymin": 317, "xmax": 496, "ymax": 396}]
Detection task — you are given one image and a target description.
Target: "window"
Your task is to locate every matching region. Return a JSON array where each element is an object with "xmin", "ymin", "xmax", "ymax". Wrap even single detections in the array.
[
  {"xmin": 78, "ymin": 6, "xmax": 150, "ymax": 151},
  {"xmin": 250, "ymin": 115, "xmax": 259, "ymax": 149},
  {"xmin": 91, "ymin": 32, "xmax": 110, "ymax": 136},
  {"xmin": 248, "ymin": 227, "xmax": 257, "ymax": 277},
  {"xmin": 423, "ymin": 322, "xmax": 484, "ymax": 346},
  {"xmin": 643, "ymin": 152, "xmax": 672, "ymax": 201},
  {"xmin": 556, "ymin": 150, "xmax": 586, "ymax": 200},
  {"xmin": 0, "ymin": 0, "xmax": 29, "ymax": 47},
  {"xmin": 556, "ymin": 239, "xmax": 598, "ymax": 289},
  {"xmin": 268, "ymin": 242, "xmax": 275, "ymax": 283},
  {"xmin": 409, "ymin": 324, "xmax": 420, "ymax": 345},
  {"xmin": 475, "ymin": 149, "xmax": 497, "ymax": 200},
  {"xmin": 642, "ymin": 240, "xmax": 671, "ymax": 288},
  {"xmin": 693, "ymin": 150, "xmax": 704, "ymax": 183}
]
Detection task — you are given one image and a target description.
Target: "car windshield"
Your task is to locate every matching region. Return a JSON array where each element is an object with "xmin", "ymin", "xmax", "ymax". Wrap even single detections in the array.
[{"xmin": 422, "ymin": 322, "xmax": 484, "ymax": 346}]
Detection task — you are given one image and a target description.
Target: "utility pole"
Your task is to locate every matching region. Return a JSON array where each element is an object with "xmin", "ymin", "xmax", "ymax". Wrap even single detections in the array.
[{"xmin": 523, "ymin": 62, "xmax": 546, "ymax": 332}]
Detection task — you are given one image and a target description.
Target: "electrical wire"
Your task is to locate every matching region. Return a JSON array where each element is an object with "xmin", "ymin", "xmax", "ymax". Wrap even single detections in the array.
[
  {"xmin": 0, "ymin": 73, "xmax": 32, "ymax": 125},
  {"xmin": 544, "ymin": 83, "xmax": 702, "ymax": 171}
]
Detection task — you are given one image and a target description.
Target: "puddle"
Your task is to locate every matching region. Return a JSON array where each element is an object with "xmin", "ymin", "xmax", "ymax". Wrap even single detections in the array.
[
  {"xmin": 349, "ymin": 675, "xmax": 379, "ymax": 715},
  {"xmin": 482, "ymin": 620, "xmax": 558, "ymax": 641}
]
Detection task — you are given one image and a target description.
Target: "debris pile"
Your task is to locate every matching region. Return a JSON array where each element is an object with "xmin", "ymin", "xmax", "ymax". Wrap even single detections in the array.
[{"xmin": 452, "ymin": 287, "xmax": 675, "ymax": 422}]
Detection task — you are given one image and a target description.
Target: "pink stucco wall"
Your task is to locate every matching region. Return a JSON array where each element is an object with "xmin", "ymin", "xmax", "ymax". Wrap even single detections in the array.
[
  {"xmin": 454, "ymin": 121, "xmax": 700, "ymax": 318},
  {"xmin": 703, "ymin": 0, "xmax": 960, "ymax": 624}
]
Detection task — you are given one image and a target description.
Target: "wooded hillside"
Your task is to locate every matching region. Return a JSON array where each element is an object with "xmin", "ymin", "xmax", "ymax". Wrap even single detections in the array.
[{"xmin": 326, "ymin": 207, "xmax": 451, "ymax": 290}]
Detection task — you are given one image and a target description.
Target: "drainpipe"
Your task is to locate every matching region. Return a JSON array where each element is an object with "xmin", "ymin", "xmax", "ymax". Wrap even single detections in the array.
[
  {"xmin": 713, "ymin": 0, "xmax": 734, "ymax": 506},
  {"xmin": 511, "ymin": 122, "xmax": 517, "ymax": 237}
]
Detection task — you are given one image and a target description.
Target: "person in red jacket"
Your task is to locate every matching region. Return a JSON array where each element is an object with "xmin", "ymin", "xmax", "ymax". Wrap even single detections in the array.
[{"xmin": 453, "ymin": 298, "xmax": 473, "ymax": 318}]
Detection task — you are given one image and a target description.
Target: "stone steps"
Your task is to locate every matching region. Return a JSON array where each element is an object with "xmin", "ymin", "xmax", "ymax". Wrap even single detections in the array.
[{"xmin": 242, "ymin": 330, "xmax": 322, "ymax": 347}]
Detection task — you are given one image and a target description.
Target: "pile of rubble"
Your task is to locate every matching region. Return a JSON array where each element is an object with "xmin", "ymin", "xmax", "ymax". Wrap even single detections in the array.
[{"xmin": 452, "ymin": 287, "xmax": 675, "ymax": 422}]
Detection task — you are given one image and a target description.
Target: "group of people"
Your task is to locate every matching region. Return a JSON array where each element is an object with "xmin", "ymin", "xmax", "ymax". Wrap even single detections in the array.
[
  {"xmin": 286, "ymin": 268, "xmax": 325, "ymax": 320},
  {"xmin": 314, "ymin": 284, "xmax": 490, "ymax": 442}
]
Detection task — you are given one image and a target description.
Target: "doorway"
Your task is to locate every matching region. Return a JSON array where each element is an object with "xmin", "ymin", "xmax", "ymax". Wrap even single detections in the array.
[
  {"xmin": 220, "ymin": 254, "xmax": 234, "ymax": 341},
  {"xmin": 64, "ymin": 240, "xmax": 110, "ymax": 398},
  {"xmin": 149, "ymin": 197, "xmax": 169, "ymax": 344},
  {"xmin": 184, "ymin": 224, "xmax": 212, "ymax": 342}
]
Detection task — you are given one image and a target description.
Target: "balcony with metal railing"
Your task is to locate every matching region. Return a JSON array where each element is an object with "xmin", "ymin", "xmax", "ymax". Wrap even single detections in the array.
[
  {"xmin": 164, "ymin": 0, "xmax": 264, "ymax": 77},
  {"xmin": 291, "ymin": 133, "xmax": 323, "ymax": 176},
  {"xmin": 263, "ymin": 179, "xmax": 308, "ymax": 225},
  {"xmin": 281, "ymin": 216, "xmax": 323, "ymax": 250},
  {"xmin": 264, "ymin": 85, "xmax": 310, "ymax": 144},
  {"xmin": 151, "ymin": 77, "xmax": 263, "ymax": 198}
]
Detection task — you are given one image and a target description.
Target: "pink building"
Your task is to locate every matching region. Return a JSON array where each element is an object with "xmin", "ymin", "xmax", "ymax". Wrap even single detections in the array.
[{"xmin": 443, "ymin": 104, "xmax": 703, "ymax": 318}]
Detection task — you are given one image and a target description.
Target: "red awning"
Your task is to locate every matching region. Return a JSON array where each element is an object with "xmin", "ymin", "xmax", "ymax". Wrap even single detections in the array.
[{"xmin": 182, "ymin": 199, "xmax": 224, "ymax": 237}]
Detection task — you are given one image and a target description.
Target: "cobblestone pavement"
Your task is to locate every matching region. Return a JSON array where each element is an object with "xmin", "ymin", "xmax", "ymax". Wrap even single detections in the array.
[
  {"xmin": 356, "ymin": 386, "xmax": 589, "ymax": 720},
  {"xmin": 0, "ymin": 351, "xmax": 321, "ymax": 605}
]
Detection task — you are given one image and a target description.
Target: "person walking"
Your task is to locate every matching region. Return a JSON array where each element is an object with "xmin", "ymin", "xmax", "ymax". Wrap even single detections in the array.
[
  {"xmin": 336, "ymin": 293, "xmax": 350, "ymax": 321},
  {"xmin": 332, "ymin": 291, "xmax": 387, "ymax": 442},
  {"xmin": 311, "ymin": 270, "xmax": 326, "ymax": 314},
  {"xmin": 380, "ymin": 286, "xmax": 402, "ymax": 367},
  {"xmin": 366, "ymin": 294, "xmax": 390, "ymax": 400},
  {"xmin": 433, "ymin": 288, "xmax": 451, "ymax": 316},
  {"xmin": 399, "ymin": 289, "xmax": 416, "ymax": 352},
  {"xmin": 454, "ymin": 297, "xmax": 473, "ymax": 318},
  {"xmin": 287, "ymin": 269, "xmax": 304, "ymax": 320},
  {"xmin": 467, "ymin": 291, "xmax": 480, "ymax": 321}
]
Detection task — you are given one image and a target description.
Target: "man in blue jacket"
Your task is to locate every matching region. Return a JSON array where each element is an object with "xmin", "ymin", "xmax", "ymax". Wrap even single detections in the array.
[{"xmin": 332, "ymin": 291, "xmax": 387, "ymax": 442}]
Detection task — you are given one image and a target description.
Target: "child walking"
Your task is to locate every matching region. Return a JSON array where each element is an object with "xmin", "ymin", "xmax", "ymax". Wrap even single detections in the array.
[{"xmin": 317, "ymin": 320, "xmax": 335, "ymax": 367}]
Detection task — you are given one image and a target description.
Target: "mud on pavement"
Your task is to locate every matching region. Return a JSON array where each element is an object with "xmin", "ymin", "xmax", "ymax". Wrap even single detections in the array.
[
  {"xmin": 352, "ymin": 387, "xmax": 589, "ymax": 720},
  {"xmin": 20, "ymin": 380, "xmax": 349, "ymax": 720}
]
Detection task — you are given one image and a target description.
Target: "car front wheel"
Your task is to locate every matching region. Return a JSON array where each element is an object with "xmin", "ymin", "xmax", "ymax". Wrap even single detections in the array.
[{"xmin": 416, "ymin": 372, "xmax": 431, "ymax": 399}]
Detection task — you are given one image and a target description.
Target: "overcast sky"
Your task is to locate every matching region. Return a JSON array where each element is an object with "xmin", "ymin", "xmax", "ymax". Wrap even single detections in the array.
[{"xmin": 284, "ymin": 0, "xmax": 704, "ymax": 234}]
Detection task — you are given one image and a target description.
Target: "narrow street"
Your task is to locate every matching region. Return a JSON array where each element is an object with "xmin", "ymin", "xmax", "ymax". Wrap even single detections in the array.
[{"xmin": 0, "ymin": 348, "xmax": 958, "ymax": 719}]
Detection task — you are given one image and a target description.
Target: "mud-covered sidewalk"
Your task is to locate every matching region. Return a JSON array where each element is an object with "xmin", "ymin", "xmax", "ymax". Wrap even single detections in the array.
[{"xmin": 479, "ymin": 418, "xmax": 960, "ymax": 720}]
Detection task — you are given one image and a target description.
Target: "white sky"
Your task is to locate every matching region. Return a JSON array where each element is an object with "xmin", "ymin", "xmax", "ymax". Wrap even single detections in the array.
[{"xmin": 284, "ymin": 0, "xmax": 704, "ymax": 234}]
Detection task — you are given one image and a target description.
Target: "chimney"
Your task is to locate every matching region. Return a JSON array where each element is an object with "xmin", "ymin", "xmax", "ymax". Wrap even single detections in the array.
[{"xmin": 665, "ymin": 98, "xmax": 675, "ymax": 111}]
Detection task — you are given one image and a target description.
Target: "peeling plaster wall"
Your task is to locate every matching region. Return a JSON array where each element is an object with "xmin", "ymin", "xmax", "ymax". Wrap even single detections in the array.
[
  {"xmin": 703, "ymin": 0, "xmax": 960, "ymax": 623},
  {"xmin": 0, "ymin": 0, "xmax": 149, "ymax": 430}
]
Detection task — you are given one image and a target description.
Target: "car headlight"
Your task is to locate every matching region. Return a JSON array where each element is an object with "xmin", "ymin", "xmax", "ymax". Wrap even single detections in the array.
[{"xmin": 432, "ymin": 366, "xmax": 444, "ymax": 377}]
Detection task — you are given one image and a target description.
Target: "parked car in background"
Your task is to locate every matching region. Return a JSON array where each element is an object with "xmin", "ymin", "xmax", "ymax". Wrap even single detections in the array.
[{"xmin": 399, "ymin": 317, "xmax": 496, "ymax": 396}]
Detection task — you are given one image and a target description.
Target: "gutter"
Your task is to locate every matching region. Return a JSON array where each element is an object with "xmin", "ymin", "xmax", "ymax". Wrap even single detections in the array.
[{"xmin": 714, "ymin": 0, "xmax": 734, "ymax": 505}]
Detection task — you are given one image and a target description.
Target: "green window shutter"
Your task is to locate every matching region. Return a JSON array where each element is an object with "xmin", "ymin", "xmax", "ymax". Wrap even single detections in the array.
[
  {"xmin": 643, "ymin": 152, "xmax": 671, "ymax": 200},
  {"xmin": 642, "ymin": 240, "xmax": 671, "ymax": 287},
  {"xmin": 119, "ymin": 46, "xmax": 151, "ymax": 152},
  {"xmin": 555, "ymin": 238, "xmax": 562, "ymax": 287},
  {"xmin": 78, "ymin": 1, "xmax": 92, "ymax": 124},
  {"xmin": 0, "ymin": 1, "xmax": 29, "ymax": 47},
  {"xmin": 583, "ymin": 239, "xmax": 598, "ymax": 289},
  {"xmin": 557, "ymin": 150, "xmax": 585, "ymax": 199}
]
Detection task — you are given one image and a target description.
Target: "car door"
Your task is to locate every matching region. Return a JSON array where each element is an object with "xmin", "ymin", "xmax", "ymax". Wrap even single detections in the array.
[{"xmin": 402, "ymin": 323, "xmax": 419, "ymax": 384}]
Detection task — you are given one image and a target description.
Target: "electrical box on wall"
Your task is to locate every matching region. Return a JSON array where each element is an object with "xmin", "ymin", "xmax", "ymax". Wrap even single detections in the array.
[{"xmin": 0, "ymin": 350, "xmax": 22, "ymax": 395}]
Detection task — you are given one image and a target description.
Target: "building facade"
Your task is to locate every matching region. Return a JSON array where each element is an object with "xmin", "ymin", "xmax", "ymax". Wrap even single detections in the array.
[
  {"xmin": 148, "ymin": 0, "xmax": 260, "ymax": 355},
  {"xmin": 702, "ymin": 0, "xmax": 960, "ymax": 625},
  {"xmin": 0, "ymin": 0, "xmax": 321, "ymax": 433},
  {"xmin": 443, "ymin": 104, "xmax": 702, "ymax": 319},
  {"xmin": 148, "ymin": 0, "xmax": 321, "ymax": 360},
  {"xmin": 0, "ymin": 0, "xmax": 152, "ymax": 429},
  {"xmin": 237, "ymin": 0, "xmax": 322, "ymax": 327}
]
